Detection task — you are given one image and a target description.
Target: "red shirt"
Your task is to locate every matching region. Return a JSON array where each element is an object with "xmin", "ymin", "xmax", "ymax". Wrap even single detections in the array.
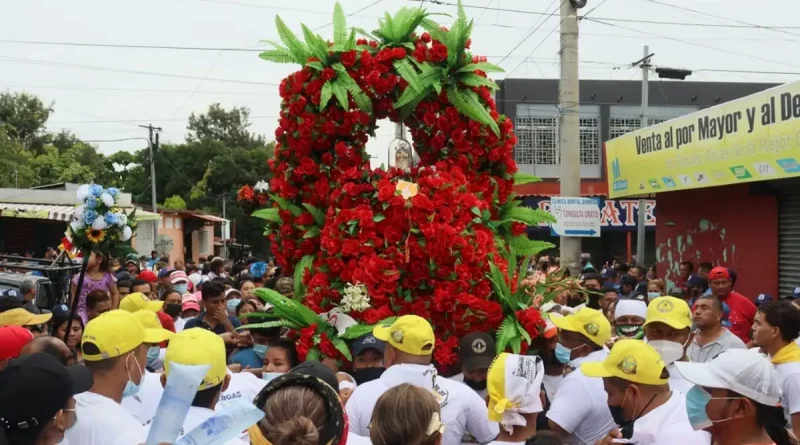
[{"xmin": 721, "ymin": 291, "xmax": 757, "ymax": 343}]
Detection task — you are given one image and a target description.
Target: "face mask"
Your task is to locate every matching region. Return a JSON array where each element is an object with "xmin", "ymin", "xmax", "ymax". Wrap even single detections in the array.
[
  {"xmin": 227, "ymin": 298, "xmax": 241, "ymax": 313},
  {"xmin": 353, "ymin": 367, "xmax": 385, "ymax": 385},
  {"xmin": 685, "ymin": 385, "xmax": 738, "ymax": 431},
  {"xmin": 164, "ymin": 303, "xmax": 182, "ymax": 317},
  {"xmin": 463, "ymin": 378, "xmax": 487, "ymax": 391},
  {"xmin": 648, "ymin": 292, "xmax": 661, "ymax": 299},
  {"xmin": 648, "ymin": 339, "xmax": 685, "ymax": 365},
  {"xmin": 253, "ymin": 344, "xmax": 269, "ymax": 360},
  {"xmin": 616, "ymin": 325, "xmax": 645, "ymax": 339},
  {"xmin": 612, "ymin": 283, "xmax": 621, "ymax": 291},
  {"xmin": 146, "ymin": 346, "xmax": 160, "ymax": 368},
  {"xmin": 173, "ymin": 283, "xmax": 188, "ymax": 294},
  {"xmin": 555, "ymin": 342, "xmax": 583, "ymax": 365},
  {"xmin": 122, "ymin": 353, "xmax": 144, "ymax": 398},
  {"xmin": 609, "ymin": 387, "xmax": 657, "ymax": 439}
]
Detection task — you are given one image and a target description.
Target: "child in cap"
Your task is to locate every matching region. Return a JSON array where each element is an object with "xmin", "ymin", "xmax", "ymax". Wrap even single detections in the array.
[{"xmin": 486, "ymin": 353, "xmax": 545, "ymax": 444}]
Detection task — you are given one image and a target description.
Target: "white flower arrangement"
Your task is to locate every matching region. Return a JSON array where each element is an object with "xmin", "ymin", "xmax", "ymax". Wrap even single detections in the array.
[
  {"xmin": 339, "ymin": 282, "xmax": 371, "ymax": 312},
  {"xmin": 69, "ymin": 183, "xmax": 137, "ymax": 250},
  {"xmin": 254, "ymin": 180, "xmax": 270, "ymax": 193}
]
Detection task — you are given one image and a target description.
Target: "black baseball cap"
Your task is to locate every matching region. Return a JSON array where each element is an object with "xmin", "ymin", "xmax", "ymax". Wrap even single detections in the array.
[
  {"xmin": 0, "ymin": 353, "xmax": 92, "ymax": 440},
  {"xmin": 290, "ymin": 360, "xmax": 339, "ymax": 392},
  {"xmin": 458, "ymin": 332, "xmax": 496, "ymax": 372},
  {"xmin": 350, "ymin": 334, "xmax": 385, "ymax": 357},
  {"xmin": 620, "ymin": 275, "xmax": 638, "ymax": 287}
]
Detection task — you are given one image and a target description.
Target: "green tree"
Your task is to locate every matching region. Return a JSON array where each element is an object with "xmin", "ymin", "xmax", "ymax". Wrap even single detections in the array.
[
  {"xmin": 186, "ymin": 103, "xmax": 266, "ymax": 149},
  {"xmin": 162, "ymin": 195, "xmax": 187, "ymax": 210},
  {"xmin": 0, "ymin": 92, "xmax": 52, "ymax": 151}
]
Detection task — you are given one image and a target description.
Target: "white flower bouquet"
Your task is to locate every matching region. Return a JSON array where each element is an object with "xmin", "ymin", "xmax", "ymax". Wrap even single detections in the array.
[{"xmin": 68, "ymin": 183, "xmax": 138, "ymax": 251}]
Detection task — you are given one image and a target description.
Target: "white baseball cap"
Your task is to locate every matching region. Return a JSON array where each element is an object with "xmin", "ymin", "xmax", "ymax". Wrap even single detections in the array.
[{"xmin": 674, "ymin": 348, "xmax": 781, "ymax": 406}]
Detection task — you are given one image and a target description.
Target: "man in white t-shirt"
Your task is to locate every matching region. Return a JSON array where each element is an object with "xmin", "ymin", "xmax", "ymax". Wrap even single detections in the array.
[
  {"xmin": 642, "ymin": 297, "xmax": 694, "ymax": 395},
  {"xmin": 582, "ymin": 339, "xmax": 710, "ymax": 445},
  {"xmin": 346, "ymin": 315, "xmax": 498, "ymax": 445},
  {"xmin": 485, "ymin": 353, "xmax": 545, "ymax": 445},
  {"xmin": 547, "ymin": 307, "xmax": 615, "ymax": 445},
  {"xmin": 144, "ymin": 328, "xmax": 248, "ymax": 445},
  {"xmin": 64, "ymin": 309, "xmax": 174, "ymax": 445},
  {"xmin": 751, "ymin": 299, "xmax": 800, "ymax": 438}
]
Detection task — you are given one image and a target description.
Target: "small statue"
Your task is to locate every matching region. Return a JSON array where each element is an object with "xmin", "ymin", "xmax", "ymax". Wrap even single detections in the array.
[{"xmin": 394, "ymin": 140, "xmax": 412, "ymax": 171}]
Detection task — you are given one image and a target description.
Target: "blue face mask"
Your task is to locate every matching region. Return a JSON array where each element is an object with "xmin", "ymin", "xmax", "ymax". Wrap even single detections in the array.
[
  {"xmin": 686, "ymin": 385, "xmax": 713, "ymax": 430},
  {"xmin": 173, "ymin": 283, "xmax": 188, "ymax": 295},
  {"xmin": 227, "ymin": 298, "xmax": 241, "ymax": 313},
  {"xmin": 648, "ymin": 292, "xmax": 661, "ymax": 300},
  {"xmin": 555, "ymin": 342, "xmax": 579, "ymax": 364},
  {"xmin": 122, "ymin": 353, "xmax": 144, "ymax": 398},
  {"xmin": 253, "ymin": 344, "xmax": 269, "ymax": 360},
  {"xmin": 146, "ymin": 346, "xmax": 160, "ymax": 368}
]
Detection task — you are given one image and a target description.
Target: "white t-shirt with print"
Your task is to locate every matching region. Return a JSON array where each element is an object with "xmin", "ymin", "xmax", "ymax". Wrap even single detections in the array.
[
  {"xmin": 65, "ymin": 391, "xmax": 148, "ymax": 445},
  {"xmin": 143, "ymin": 406, "xmax": 248, "ymax": 445},
  {"xmin": 546, "ymin": 349, "xmax": 615, "ymax": 445},
  {"xmin": 629, "ymin": 392, "xmax": 711, "ymax": 445},
  {"xmin": 542, "ymin": 374, "xmax": 564, "ymax": 402},
  {"xmin": 450, "ymin": 372, "xmax": 489, "ymax": 400},
  {"xmin": 346, "ymin": 364, "xmax": 498, "ymax": 445},
  {"xmin": 775, "ymin": 362, "xmax": 800, "ymax": 423}
]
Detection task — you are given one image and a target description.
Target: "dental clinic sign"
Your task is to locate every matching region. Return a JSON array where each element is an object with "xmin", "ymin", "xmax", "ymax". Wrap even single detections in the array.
[{"xmin": 521, "ymin": 197, "xmax": 656, "ymax": 231}]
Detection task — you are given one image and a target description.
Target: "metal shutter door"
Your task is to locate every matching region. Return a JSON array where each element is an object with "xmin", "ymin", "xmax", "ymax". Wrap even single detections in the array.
[{"xmin": 779, "ymin": 192, "xmax": 800, "ymax": 298}]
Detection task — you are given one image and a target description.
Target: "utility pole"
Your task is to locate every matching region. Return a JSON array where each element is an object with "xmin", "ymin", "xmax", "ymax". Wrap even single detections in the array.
[
  {"xmin": 559, "ymin": 0, "xmax": 582, "ymax": 277},
  {"xmin": 221, "ymin": 194, "xmax": 227, "ymax": 260},
  {"xmin": 634, "ymin": 46, "xmax": 653, "ymax": 266},
  {"xmin": 139, "ymin": 124, "xmax": 162, "ymax": 241}
]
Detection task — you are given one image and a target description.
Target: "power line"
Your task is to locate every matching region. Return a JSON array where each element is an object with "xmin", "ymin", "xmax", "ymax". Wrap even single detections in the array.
[
  {"xmin": 47, "ymin": 116, "xmax": 280, "ymax": 125},
  {"xmin": 313, "ymin": 0, "xmax": 386, "ymax": 31},
  {"xmin": 639, "ymin": 0, "xmax": 800, "ymax": 38},
  {"xmin": 584, "ymin": 18, "xmax": 800, "ymax": 69},
  {"xmin": 0, "ymin": 39, "xmax": 266, "ymax": 52},
  {"xmin": 3, "ymin": 85, "xmax": 278, "ymax": 95},
  {"xmin": 581, "ymin": 0, "xmax": 611, "ymax": 19},
  {"xmin": 496, "ymin": 0, "xmax": 564, "ymax": 66},
  {"xmin": 506, "ymin": 22, "xmax": 561, "ymax": 76},
  {"xmin": 417, "ymin": 0, "xmax": 800, "ymax": 29},
  {"xmin": 0, "ymin": 55, "xmax": 280, "ymax": 86}
]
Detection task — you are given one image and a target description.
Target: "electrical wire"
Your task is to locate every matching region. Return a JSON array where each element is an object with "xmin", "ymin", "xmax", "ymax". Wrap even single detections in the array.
[
  {"xmin": 168, "ymin": 50, "xmax": 224, "ymax": 118},
  {"xmin": 313, "ymin": 0, "xmax": 386, "ymax": 31},
  {"xmin": 0, "ymin": 55, "xmax": 280, "ymax": 86},
  {"xmin": 47, "ymin": 116, "xmax": 280, "ymax": 124},
  {"xmin": 505, "ymin": 21, "xmax": 561, "ymax": 77},
  {"xmin": 416, "ymin": 0, "xmax": 800, "ymax": 29},
  {"xmin": 584, "ymin": 17, "xmax": 800, "ymax": 69},
  {"xmin": 3, "ymin": 85, "xmax": 278, "ymax": 95},
  {"xmin": 496, "ymin": 0, "xmax": 565, "ymax": 66},
  {"xmin": 639, "ymin": 0, "xmax": 800, "ymax": 39},
  {"xmin": 580, "ymin": 0, "xmax": 610, "ymax": 19}
]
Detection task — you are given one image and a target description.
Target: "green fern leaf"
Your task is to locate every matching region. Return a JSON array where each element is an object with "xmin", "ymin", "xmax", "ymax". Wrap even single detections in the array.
[
  {"xmin": 306, "ymin": 60, "xmax": 325, "ymax": 71},
  {"xmin": 394, "ymin": 85, "xmax": 429, "ymax": 110},
  {"xmin": 293, "ymin": 255, "xmax": 315, "ymax": 299},
  {"xmin": 272, "ymin": 196, "xmax": 302, "ymax": 216},
  {"xmin": 275, "ymin": 15, "xmax": 308, "ymax": 63},
  {"xmin": 344, "ymin": 28, "xmax": 357, "ymax": 51},
  {"xmin": 459, "ymin": 73, "xmax": 499, "ymax": 90},
  {"xmin": 457, "ymin": 62, "xmax": 505, "ymax": 73},
  {"xmin": 320, "ymin": 81, "xmax": 333, "ymax": 111},
  {"xmin": 332, "ymin": 79, "xmax": 350, "ymax": 110},
  {"xmin": 345, "ymin": 82, "xmax": 374, "ymax": 114},
  {"xmin": 502, "ymin": 207, "xmax": 557, "ymax": 225},
  {"xmin": 488, "ymin": 262, "xmax": 511, "ymax": 303},
  {"xmin": 513, "ymin": 172, "xmax": 543, "ymax": 185},
  {"xmin": 302, "ymin": 203, "xmax": 326, "ymax": 226},
  {"xmin": 517, "ymin": 255, "xmax": 533, "ymax": 292},
  {"xmin": 237, "ymin": 320, "xmax": 295, "ymax": 331},
  {"xmin": 495, "ymin": 316, "xmax": 519, "ymax": 353},
  {"xmin": 332, "ymin": 2, "xmax": 347, "ymax": 45},
  {"xmin": 393, "ymin": 59, "xmax": 423, "ymax": 92},
  {"xmin": 398, "ymin": 94, "xmax": 426, "ymax": 120},
  {"xmin": 251, "ymin": 208, "xmax": 281, "ymax": 223},
  {"xmin": 507, "ymin": 235, "xmax": 555, "ymax": 256},
  {"xmin": 258, "ymin": 49, "xmax": 298, "ymax": 64},
  {"xmin": 509, "ymin": 336, "xmax": 523, "ymax": 354},
  {"xmin": 353, "ymin": 27, "xmax": 380, "ymax": 41},
  {"xmin": 301, "ymin": 24, "xmax": 329, "ymax": 62},
  {"xmin": 447, "ymin": 86, "xmax": 500, "ymax": 135},
  {"xmin": 332, "ymin": 338, "xmax": 353, "ymax": 361},
  {"xmin": 420, "ymin": 18, "xmax": 448, "ymax": 44},
  {"xmin": 306, "ymin": 348, "xmax": 321, "ymax": 362}
]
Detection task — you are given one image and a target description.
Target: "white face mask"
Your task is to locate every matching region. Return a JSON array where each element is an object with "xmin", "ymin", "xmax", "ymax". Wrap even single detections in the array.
[{"xmin": 647, "ymin": 339, "xmax": 685, "ymax": 365}]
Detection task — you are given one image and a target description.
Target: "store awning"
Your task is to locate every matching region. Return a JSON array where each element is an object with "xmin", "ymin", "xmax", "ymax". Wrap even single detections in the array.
[
  {"xmin": 0, "ymin": 203, "xmax": 160, "ymax": 222},
  {"xmin": 191, "ymin": 213, "xmax": 227, "ymax": 223}
]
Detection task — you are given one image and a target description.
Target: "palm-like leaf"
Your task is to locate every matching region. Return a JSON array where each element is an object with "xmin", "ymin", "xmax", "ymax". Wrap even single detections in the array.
[
  {"xmin": 457, "ymin": 62, "xmax": 505, "ymax": 73},
  {"xmin": 459, "ymin": 73, "xmax": 499, "ymax": 91},
  {"xmin": 513, "ymin": 172, "xmax": 542, "ymax": 185},
  {"xmin": 293, "ymin": 255, "xmax": 315, "ymax": 299},
  {"xmin": 237, "ymin": 319, "xmax": 298, "ymax": 331},
  {"xmin": 273, "ymin": 196, "xmax": 302, "ymax": 216},
  {"xmin": 251, "ymin": 208, "xmax": 281, "ymax": 223},
  {"xmin": 301, "ymin": 24, "xmax": 329, "ymax": 63},
  {"xmin": 332, "ymin": 2, "xmax": 348, "ymax": 45},
  {"xmin": 258, "ymin": 49, "xmax": 298, "ymax": 64},
  {"xmin": 302, "ymin": 203, "xmax": 326, "ymax": 226},
  {"xmin": 253, "ymin": 287, "xmax": 323, "ymax": 328},
  {"xmin": 320, "ymin": 81, "xmax": 333, "ymax": 111},
  {"xmin": 275, "ymin": 15, "xmax": 309, "ymax": 63},
  {"xmin": 446, "ymin": 86, "xmax": 500, "ymax": 135},
  {"xmin": 501, "ymin": 206, "xmax": 557, "ymax": 225}
]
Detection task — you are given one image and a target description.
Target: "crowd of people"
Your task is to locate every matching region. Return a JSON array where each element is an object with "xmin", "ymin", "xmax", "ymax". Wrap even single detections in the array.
[{"xmin": 0, "ymin": 249, "xmax": 798, "ymax": 445}]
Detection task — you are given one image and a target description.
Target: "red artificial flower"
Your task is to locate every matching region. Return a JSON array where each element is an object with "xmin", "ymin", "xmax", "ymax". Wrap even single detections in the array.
[
  {"xmin": 321, "ymin": 67, "xmax": 336, "ymax": 81},
  {"xmin": 341, "ymin": 50, "xmax": 357, "ymax": 67}
]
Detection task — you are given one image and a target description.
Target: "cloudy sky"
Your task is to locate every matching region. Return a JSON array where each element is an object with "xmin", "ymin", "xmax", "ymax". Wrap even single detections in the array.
[{"xmin": 3, "ymin": 0, "xmax": 800, "ymax": 168}]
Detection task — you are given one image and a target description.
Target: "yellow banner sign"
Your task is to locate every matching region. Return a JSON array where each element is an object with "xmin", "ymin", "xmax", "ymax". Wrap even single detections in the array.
[{"xmin": 606, "ymin": 81, "xmax": 800, "ymax": 198}]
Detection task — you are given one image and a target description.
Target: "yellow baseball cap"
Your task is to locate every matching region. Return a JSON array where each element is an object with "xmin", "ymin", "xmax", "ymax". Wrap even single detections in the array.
[
  {"xmin": 373, "ymin": 315, "xmax": 435, "ymax": 356},
  {"xmin": 131, "ymin": 310, "xmax": 174, "ymax": 344},
  {"xmin": 164, "ymin": 328, "xmax": 227, "ymax": 390},
  {"xmin": 82, "ymin": 310, "xmax": 154, "ymax": 361},
  {"xmin": 550, "ymin": 307, "xmax": 611, "ymax": 347},
  {"xmin": 581, "ymin": 339, "xmax": 668, "ymax": 385},
  {"xmin": 0, "ymin": 308, "xmax": 52, "ymax": 327},
  {"xmin": 119, "ymin": 292, "xmax": 163, "ymax": 313},
  {"xmin": 643, "ymin": 296, "xmax": 692, "ymax": 330}
]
